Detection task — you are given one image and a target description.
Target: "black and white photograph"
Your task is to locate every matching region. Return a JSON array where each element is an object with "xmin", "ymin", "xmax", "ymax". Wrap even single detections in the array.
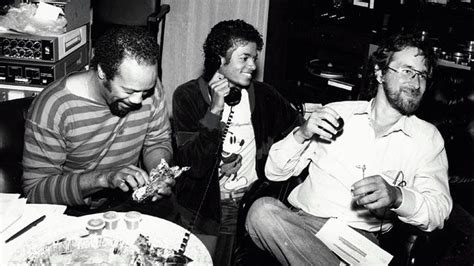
[{"xmin": 0, "ymin": 0, "xmax": 472, "ymax": 265}]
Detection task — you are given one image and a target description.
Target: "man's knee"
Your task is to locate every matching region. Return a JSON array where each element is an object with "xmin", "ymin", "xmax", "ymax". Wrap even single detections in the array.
[{"xmin": 245, "ymin": 197, "xmax": 283, "ymax": 233}]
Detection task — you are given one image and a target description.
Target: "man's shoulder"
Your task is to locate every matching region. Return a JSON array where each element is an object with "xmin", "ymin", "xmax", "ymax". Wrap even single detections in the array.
[
  {"xmin": 173, "ymin": 78, "xmax": 206, "ymax": 106},
  {"xmin": 175, "ymin": 78, "xmax": 200, "ymax": 93},
  {"xmin": 28, "ymin": 77, "xmax": 90, "ymax": 124},
  {"xmin": 325, "ymin": 100, "xmax": 369, "ymax": 114},
  {"xmin": 407, "ymin": 115, "xmax": 442, "ymax": 138},
  {"xmin": 252, "ymin": 81, "xmax": 287, "ymax": 103},
  {"xmin": 30, "ymin": 79, "xmax": 69, "ymax": 113}
]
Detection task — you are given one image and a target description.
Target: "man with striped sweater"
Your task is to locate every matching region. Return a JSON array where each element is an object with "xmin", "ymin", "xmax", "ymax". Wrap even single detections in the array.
[{"xmin": 21, "ymin": 27, "xmax": 176, "ymax": 219}]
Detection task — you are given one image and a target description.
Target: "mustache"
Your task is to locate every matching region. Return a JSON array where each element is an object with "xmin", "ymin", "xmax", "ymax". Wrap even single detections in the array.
[
  {"xmin": 401, "ymin": 87, "xmax": 421, "ymax": 97},
  {"xmin": 126, "ymin": 103, "xmax": 142, "ymax": 111}
]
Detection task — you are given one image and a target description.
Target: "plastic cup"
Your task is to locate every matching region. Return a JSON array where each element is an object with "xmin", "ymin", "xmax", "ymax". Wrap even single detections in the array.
[
  {"xmin": 124, "ymin": 211, "xmax": 142, "ymax": 230},
  {"xmin": 103, "ymin": 211, "xmax": 119, "ymax": 230},
  {"xmin": 86, "ymin": 218, "xmax": 105, "ymax": 235}
]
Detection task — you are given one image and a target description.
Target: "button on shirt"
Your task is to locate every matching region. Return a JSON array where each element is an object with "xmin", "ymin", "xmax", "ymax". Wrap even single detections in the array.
[{"xmin": 265, "ymin": 100, "xmax": 452, "ymax": 232}]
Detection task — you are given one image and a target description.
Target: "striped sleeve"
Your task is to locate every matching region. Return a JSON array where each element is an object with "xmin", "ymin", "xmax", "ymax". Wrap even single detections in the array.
[
  {"xmin": 141, "ymin": 84, "xmax": 172, "ymax": 161},
  {"xmin": 22, "ymin": 88, "xmax": 86, "ymax": 206}
]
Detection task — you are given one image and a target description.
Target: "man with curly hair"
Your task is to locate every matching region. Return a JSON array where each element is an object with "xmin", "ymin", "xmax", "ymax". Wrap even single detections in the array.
[
  {"xmin": 172, "ymin": 19, "xmax": 303, "ymax": 264},
  {"xmin": 246, "ymin": 32, "xmax": 452, "ymax": 265},
  {"xmin": 22, "ymin": 26, "xmax": 177, "ymax": 219}
]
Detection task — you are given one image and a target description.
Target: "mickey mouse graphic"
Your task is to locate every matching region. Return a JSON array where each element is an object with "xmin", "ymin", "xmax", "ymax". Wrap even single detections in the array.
[{"xmin": 219, "ymin": 131, "xmax": 248, "ymax": 194}]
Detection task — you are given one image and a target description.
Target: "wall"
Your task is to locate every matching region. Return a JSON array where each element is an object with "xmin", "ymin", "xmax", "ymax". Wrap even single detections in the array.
[{"xmin": 160, "ymin": 0, "xmax": 270, "ymax": 114}]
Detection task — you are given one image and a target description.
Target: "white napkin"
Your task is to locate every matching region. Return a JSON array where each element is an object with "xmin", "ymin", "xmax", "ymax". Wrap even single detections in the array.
[{"xmin": 34, "ymin": 2, "xmax": 64, "ymax": 21}]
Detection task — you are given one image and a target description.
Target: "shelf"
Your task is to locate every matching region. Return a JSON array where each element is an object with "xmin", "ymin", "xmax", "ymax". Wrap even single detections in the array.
[{"xmin": 437, "ymin": 59, "xmax": 471, "ymax": 71}]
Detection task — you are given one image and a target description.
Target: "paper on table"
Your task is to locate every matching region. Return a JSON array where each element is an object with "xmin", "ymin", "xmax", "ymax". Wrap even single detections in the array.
[
  {"xmin": 315, "ymin": 218, "xmax": 393, "ymax": 265},
  {"xmin": 0, "ymin": 213, "xmax": 70, "ymax": 265},
  {"xmin": 0, "ymin": 193, "xmax": 21, "ymax": 202},
  {"xmin": 26, "ymin": 203, "xmax": 67, "ymax": 215},
  {"xmin": 0, "ymin": 202, "xmax": 67, "ymax": 242},
  {"xmin": 0, "ymin": 196, "xmax": 26, "ymax": 233}
]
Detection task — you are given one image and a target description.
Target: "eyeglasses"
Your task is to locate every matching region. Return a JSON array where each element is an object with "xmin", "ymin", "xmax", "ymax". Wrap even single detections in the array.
[{"xmin": 387, "ymin": 66, "xmax": 429, "ymax": 83}]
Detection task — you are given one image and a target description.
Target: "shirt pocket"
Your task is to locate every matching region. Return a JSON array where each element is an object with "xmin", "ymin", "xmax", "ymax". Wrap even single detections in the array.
[{"xmin": 381, "ymin": 170, "xmax": 407, "ymax": 187}]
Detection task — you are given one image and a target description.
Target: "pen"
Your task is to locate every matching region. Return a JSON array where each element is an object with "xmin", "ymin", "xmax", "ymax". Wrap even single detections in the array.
[{"xmin": 5, "ymin": 215, "xmax": 46, "ymax": 243}]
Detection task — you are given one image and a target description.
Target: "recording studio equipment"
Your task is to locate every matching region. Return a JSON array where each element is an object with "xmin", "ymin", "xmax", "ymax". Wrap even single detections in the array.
[
  {"xmin": 0, "ymin": 24, "xmax": 87, "ymax": 63},
  {"xmin": 0, "ymin": 42, "xmax": 88, "ymax": 101}
]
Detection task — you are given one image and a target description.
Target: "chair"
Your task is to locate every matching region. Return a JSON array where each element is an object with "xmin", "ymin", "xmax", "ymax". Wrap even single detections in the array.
[
  {"xmin": 91, "ymin": 0, "xmax": 170, "ymax": 78},
  {"xmin": 0, "ymin": 97, "xmax": 34, "ymax": 194}
]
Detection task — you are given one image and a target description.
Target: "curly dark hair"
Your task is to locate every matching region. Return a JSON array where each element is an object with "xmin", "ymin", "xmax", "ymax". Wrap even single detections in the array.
[
  {"xmin": 362, "ymin": 31, "xmax": 437, "ymax": 99},
  {"xmin": 90, "ymin": 26, "xmax": 160, "ymax": 80},
  {"xmin": 202, "ymin": 19, "xmax": 264, "ymax": 81}
]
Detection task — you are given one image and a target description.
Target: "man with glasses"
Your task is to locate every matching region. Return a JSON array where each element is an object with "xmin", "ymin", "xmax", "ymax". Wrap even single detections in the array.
[{"xmin": 245, "ymin": 32, "xmax": 452, "ymax": 265}]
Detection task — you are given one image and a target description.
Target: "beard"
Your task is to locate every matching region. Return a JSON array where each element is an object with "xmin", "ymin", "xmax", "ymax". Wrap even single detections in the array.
[
  {"xmin": 103, "ymin": 80, "xmax": 142, "ymax": 117},
  {"xmin": 109, "ymin": 100, "xmax": 142, "ymax": 117},
  {"xmin": 383, "ymin": 82, "xmax": 422, "ymax": 116}
]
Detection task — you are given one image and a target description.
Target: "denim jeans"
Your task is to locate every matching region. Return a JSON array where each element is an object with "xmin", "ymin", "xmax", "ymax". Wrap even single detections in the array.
[{"xmin": 245, "ymin": 197, "xmax": 378, "ymax": 266}]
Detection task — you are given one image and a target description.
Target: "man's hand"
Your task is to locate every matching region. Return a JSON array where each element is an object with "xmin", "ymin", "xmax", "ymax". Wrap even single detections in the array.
[
  {"xmin": 209, "ymin": 72, "xmax": 231, "ymax": 115},
  {"xmin": 103, "ymin": 165, "xmax": 150, "ymax": 192},
  {"xmin": 293, "ymin": 105, "xmax": 342, "ymax": 143},
  {"xmin": 351, "ymin": 175, "xmax": 403, "ymax": 210},
  {"xmin": 152, "ymin": 177, "xmax": 175, "ymax": 201},
  {"xmin": 220, "ymin": 153, "xmax": 242, "ymax": 178}
]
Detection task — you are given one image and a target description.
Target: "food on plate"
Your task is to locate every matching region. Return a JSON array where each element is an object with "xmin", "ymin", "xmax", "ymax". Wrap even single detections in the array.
[
  {"xmin": 132, "ymin": 234, "xmax": 191, "ymax": 265},
  {"xmin": 132, "ymin": 159, "xmax": 190, "ymax": 202},
  {"xmin": 22, "ymin": 236, "xmax": 133, "ymax": 265}
]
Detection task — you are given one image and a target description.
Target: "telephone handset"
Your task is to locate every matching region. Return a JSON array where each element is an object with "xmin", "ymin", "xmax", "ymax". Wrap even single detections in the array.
[{"xmin": 224, "ymin": 86, "xmax": 241, "ymax": 106}]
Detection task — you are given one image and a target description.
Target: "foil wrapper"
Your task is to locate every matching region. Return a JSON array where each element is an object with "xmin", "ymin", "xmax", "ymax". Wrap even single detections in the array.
[
  {"xmin": 132, "ymin": 159, "xmax": 189, "ymax": 202},
  {"xmin": 133, "ymin": 234, "xmax": 192, "ymax": 265}
]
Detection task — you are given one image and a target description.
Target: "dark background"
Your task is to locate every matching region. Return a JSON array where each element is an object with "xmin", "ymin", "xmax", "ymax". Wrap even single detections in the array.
[{"xmin": 264, "ymin": 1, "xmax": 473, "ymax": 264}]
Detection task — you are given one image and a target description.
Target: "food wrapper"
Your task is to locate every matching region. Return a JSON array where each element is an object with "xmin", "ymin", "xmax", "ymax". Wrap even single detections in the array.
[
  {"xmin": 132, "ymin": 159, "xmax": 189, "ymax": 203},
  {"xmin": 133, "ymin": 234, "xmax": 192, "ymax": 264}
]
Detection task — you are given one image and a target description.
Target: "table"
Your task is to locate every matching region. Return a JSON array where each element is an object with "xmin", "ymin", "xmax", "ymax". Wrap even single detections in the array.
[{"xmin": 1, "ymin": 211, "xmax": 212, "ymax": 265}]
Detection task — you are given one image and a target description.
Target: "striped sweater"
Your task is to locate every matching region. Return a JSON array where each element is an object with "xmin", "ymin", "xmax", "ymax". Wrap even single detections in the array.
[{"xmin": 22, "ymin": 76, "xmax": 172, "ymax": 207}]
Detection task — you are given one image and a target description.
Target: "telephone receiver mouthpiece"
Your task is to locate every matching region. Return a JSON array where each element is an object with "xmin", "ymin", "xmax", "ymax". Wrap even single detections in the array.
[{"xmin": 224, "ymin": 87, "xmax": 242, "ymax": 106}]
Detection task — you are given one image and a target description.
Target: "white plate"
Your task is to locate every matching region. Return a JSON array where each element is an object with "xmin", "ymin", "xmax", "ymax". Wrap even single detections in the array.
[{"xmin": 8, "ymin": 212, "xmax": 212, "ymax": 265}]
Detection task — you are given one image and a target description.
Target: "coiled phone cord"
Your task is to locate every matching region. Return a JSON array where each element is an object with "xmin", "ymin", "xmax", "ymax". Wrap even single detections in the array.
[{"xmin": 178, "ymin": 106, "xmax": 235, "ymax": 255}]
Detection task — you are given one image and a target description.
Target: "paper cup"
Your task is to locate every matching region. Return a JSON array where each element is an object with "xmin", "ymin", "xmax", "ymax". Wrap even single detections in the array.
[
  {"xmin": 124, "ymin": 211, "xmax": 142, "ymax": 230},
  {"xmin": 103, "ymin": 211, "xmax": 119, "ymax": 230},
  {"xmin": 86, "ymin": 218, "xmax": 105, "ymax": 235}
]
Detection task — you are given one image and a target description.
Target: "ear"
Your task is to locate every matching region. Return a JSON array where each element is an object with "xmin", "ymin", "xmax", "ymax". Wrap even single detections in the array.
[
  {"xmin": 219, "ymin": 55, "xmax": 226, "ymax": 67},
  {"xmin": 97, "ymin": 64, "xmax": 106, "ymax": 80},
  {"xmin": 374, "ymin": 64, "xmax": 383, "ymax": 84}
]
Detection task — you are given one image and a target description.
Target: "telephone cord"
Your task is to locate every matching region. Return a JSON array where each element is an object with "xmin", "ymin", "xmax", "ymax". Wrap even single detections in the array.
[{"xmin": 178, "ymin": 106, "xmax": 235, "ymax": 255}]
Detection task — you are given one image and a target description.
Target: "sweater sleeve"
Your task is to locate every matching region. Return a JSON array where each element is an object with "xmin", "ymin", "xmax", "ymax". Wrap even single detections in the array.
[
  {"xmin": 22, "ymin": 118, "xmax": 86, "ymax": 205},
  {"xmin": 142, "ymin": 86, "xmax": 173, "ymax": 169},
  {"xmin": 172, "ymin": 84, "xmax": 222, "ymax": 180}
]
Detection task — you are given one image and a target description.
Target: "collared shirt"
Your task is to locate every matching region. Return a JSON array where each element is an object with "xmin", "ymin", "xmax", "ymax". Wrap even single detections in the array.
[{"xmin": 265, "ymin": 100, "xmax": 452, "ymax": 232}]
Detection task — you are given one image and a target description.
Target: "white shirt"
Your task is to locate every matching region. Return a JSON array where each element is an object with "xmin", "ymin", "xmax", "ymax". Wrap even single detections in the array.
[
  {"xmin": 265, "ymin": 100, "xmax": 452, "ymax": 232},
  {"xmin": 219, "ymin": 89, "xmax": 257, "ymax": 195}
]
